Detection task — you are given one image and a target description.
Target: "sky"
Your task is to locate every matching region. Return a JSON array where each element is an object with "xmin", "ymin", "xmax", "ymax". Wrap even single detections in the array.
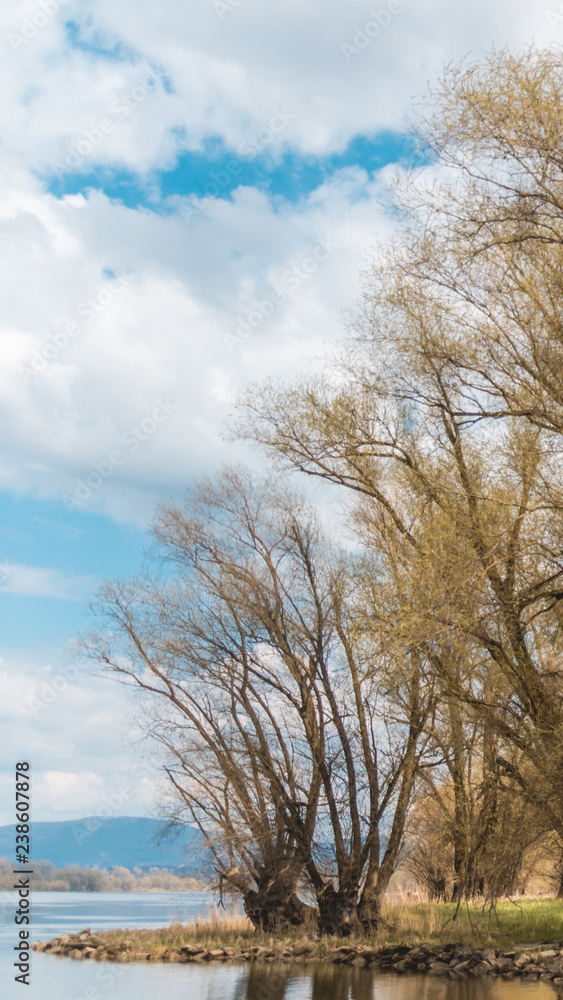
[{"xmin": 0, "ymin": 0, "xmax": 560, "ymax": 828}]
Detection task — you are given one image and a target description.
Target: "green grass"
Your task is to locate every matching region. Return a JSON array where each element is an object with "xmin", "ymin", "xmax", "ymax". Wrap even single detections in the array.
[
  {"xmin": 70, "ymin": 897, "xmax": 563, "ymax": 959},
  {"xmin": 380, "ymin": 897, "xmax": 563, "ymax": 950}
]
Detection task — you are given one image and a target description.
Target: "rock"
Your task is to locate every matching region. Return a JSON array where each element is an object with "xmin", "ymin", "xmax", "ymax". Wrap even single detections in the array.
[
  {"xmin": 408, "ymin": 949, "xmax": 428, "ymax": 961},
  {"xmin": 32, "ymin": 941, "xmax": 46, "ymax": 952},
  {"xmin": 514, "ymin": 953, "xmax": 532, "ymax": 967},
  {"xmin": 82, "ymin": 948, "xmax": 96, "ymax": 959},
  {"xmin": 69, "ymin": 949, "xmax": 83, "ymax": 960},
  {"xmin": 49, "ymin": 946, "xmax": 63, "ymax": 955},
  {"xmin": 540, "ymin": 950, "xmax": 557, "ymax": 959},
  {"xmin": 351, "ymin": 956, "xmax": 367, "ymax": 968},
  {"xmin": 472, "ymin": 961, "xmax": 492, "ymax": 975},
  {"xmin": 393, "ymin": 960, "xmax": 410, "ymax": 972},
  {"xmin": 428, "ymin": 962, "xmax": 450, "ymax": 975},
  {"xmin": 208, "ymin": 949, "xmax": 225, "ymax": 958},
  {"xmin": 456, "ymin": 946, "xmax": 473, "ymax": 959}
]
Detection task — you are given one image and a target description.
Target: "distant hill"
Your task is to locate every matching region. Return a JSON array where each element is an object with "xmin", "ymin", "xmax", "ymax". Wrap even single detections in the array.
[{"xmin": 0, "ymin": 816, "xmax": 206, "ymax": 873}]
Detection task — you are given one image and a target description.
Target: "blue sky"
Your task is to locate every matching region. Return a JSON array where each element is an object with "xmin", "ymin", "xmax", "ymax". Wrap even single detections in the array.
[
  {"xmin": 46, "ymin": 132, "xmax": 418, "ymax": 207},
  {"xmin": 0, "ymin": 0, "xmax": 556, "ymax": 824},
  {"xmin": 0, "ymin": 492, "xmax": 144, "ymax": 647}
]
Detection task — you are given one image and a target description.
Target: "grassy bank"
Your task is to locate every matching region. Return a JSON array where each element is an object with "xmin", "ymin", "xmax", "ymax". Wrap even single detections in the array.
[
  {"xmin": 54, "ymin": 898, "xmax": 563, "ymax": 960},
  {"xmin": 380, "ymin": 897, "xmax": 563, "ymax": 950}
]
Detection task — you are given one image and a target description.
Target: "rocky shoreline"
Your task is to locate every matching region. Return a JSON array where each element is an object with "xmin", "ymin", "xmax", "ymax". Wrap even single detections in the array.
[{"xmin": 31, "ymin": 931, "xmax": 563, "ymax": 981}]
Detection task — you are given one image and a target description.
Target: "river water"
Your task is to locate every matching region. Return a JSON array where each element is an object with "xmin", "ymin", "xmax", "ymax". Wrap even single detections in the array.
[{"xmin": 0, "ymin": 891, "xmax": 559, "ymax": 1000}]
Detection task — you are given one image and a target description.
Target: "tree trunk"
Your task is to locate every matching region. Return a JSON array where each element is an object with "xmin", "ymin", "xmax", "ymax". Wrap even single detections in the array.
[
  {"xmin": 315, "ymin": 884, "xmax": 359, "ymax": 937},
  {"xmin": 447, "ymin": 691, "xmax": 470, "ymax": 904},
  {"xmin": 356, "ymin": 892, "xmax": 384, "ymax": 934},
  {"xmin": 243, "ymin": 888, "xmax": 317, "ymax": 932},
  {"xmin": 357, "ymin": 667, "xmax": 423, "ymax": 934}
]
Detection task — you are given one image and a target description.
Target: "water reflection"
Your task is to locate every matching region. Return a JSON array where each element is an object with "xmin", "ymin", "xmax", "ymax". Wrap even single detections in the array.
[{"xmin": 234, "ymin": 963, "xmax": 559, "ymax": 1000}]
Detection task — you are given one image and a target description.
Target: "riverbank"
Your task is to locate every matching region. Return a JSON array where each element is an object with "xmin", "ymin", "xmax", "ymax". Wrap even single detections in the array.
[
  {"xmin": 31, "ymin": 930, "xmax": 563, "ymax": 983},
  {"xmin": 32, "ymin": 898, "xmax": 563, "ymax": 981}
]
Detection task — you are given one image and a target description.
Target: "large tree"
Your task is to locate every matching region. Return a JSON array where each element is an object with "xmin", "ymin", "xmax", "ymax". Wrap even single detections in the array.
[
  {"xmin": 237, "ymin": 47, "xmax": 563, "ymax": 883},
  {"xmin": 80, "ymin": 468, "xmax": 433, "ymax": 932}
]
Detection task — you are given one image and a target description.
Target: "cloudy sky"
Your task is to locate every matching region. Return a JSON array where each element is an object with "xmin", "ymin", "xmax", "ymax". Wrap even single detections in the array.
[{"xmin": 0, "ymin": 0, "xmax": 559, "ymax": 827}]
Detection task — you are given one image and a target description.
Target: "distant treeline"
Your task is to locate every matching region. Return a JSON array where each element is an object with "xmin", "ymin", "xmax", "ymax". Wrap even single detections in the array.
[{"xmin": 0, "ymin": 857, "xmax": 202, "ymax": 892}]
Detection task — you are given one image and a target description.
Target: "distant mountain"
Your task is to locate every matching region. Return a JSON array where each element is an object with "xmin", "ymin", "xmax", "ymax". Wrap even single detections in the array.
[{"xmin": 0, "ymin": 816, "xmax": 206, "ymax": 873}]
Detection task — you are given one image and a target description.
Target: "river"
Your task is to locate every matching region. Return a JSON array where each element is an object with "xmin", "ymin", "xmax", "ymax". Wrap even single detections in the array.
[{"xmin": 0, "ymin": 891, "xmax": 558, "ymax": 1000}]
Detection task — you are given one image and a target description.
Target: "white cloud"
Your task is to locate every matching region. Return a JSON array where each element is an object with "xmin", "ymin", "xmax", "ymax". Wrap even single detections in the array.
[
  {"xmin": 37, "ymin": 770, "xmax": 104, "ymax": 812},
  {"xmin": 0, "ymin": 0, "xmax": 553, "ymax": 177},
  {"xmin": 0, "ymin": 2, "xmax": 556, "ymax": 528},
  {"xmin": 0, "ymin": 646, "xmax": 162, "ymax": 824},
  {"xmin": 0, "ymin": 165, "xmax": 397, "ymax": 521},
  {"xmin": 0, "ymin": 563, "xmax": 95, "ymax": 599}
]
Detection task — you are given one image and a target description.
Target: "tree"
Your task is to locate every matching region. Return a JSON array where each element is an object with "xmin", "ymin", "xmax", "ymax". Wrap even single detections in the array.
[
  {"xmin": 405, "ymin": 713, "xmax": 543, "ymax": 902},
  {"xmin": 80, "ymin": 467, "xmax": 433, "ymax": 932},
  {"xmin": 236, "ymin": 47, "xmax": 563, "ymax": 884}
]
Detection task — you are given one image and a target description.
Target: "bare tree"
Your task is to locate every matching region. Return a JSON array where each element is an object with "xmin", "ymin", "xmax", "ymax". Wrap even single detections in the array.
[{"xmin": 79, "ymin": 468, "xmax": 433, "ymax": 933}]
